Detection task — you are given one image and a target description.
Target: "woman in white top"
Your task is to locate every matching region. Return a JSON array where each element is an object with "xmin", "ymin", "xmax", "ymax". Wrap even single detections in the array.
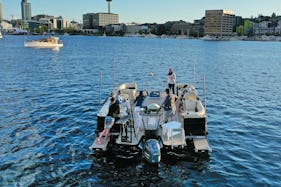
[{"xmin": 167, "ymin": 68, "xmax": 176, "ymax": 94}]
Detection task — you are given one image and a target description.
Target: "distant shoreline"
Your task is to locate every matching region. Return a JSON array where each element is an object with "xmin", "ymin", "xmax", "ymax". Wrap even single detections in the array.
[{"xmin": 3, "ymin": 33, "xmax": 281, "ymax": 42}]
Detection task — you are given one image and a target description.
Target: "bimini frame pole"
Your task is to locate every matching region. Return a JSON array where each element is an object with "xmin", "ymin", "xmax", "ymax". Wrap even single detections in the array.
[
  {"xmin": 99, "ymin": 71, "xmax": 102, "ymax": 109},
  {"xmin": 193, "ymin": 64, "xmax": 197, "ymax": 88},
  {"xmin": 203, "ymin": 74, "xmax": 207, "ymax": 109},
  {"xmin": 113, "ymin": 57, "xmax": 117, "ymax": 87}
]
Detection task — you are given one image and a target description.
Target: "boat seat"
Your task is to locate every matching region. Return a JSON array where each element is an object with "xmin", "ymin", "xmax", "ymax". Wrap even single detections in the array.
[
  {"xmin": 121, "ymin": 89, "xmax": 136, "ymax": 100},
  {"xmin": 183, "ymin": 91, "xmax": 197, "ymax": 100},
  {"xmin": 142, "ymin": 115, "xmax": 161, "ymax": 130},
  {"xmin": 185, "ymin": 100, "xmax": 197, "ymax": 112},
  {"xmin": 181, "ymin": 100, "xmax": 206, "ymax": 118},
  {"xmin": 120, "ymin": 93, "xmax": 129, "ymax": 100}
]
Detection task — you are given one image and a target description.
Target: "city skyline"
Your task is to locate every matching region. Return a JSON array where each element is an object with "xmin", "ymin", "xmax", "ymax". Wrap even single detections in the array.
[{"xmin": 1, "ymin": 0, "xmax": 281, "ymax": 23}]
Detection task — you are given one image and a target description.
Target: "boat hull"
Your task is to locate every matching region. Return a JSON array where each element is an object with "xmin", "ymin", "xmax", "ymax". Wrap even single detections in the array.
[{"xmin": 24, "ymin": 41, "xmax": 63, "ymax": 48}]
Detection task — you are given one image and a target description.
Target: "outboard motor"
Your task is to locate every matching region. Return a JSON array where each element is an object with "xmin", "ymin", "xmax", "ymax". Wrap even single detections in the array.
[{"xmin": 143, "ymin": 139, "xmax": 161, "ymax": 164}]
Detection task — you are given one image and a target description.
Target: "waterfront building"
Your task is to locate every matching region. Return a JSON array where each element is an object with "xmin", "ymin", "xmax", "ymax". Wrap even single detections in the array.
[
  {"xmin": 27, "ymin": 20, "xmax": 41, "ymax": 31},
  {"xmin": 69, "ymin": 21, "xmax": 83, "ymax": 31},
  {"xmin": 235, "ymin": 16, "xmax": 243, "ymax": 27},
  {"xmin": 83, "ymin": 13, "xmax": 119, "ymax": 29},
  {"xmin": 253, "ymin": 21, "xmax": 279, "ymax": 35},
  {"xmin": 50, "ymin": 18, "xmax": 57, "ymax": 30},
  {"xmin": 56, "ymin": 16, "xmax": 69, "ymax": 30},
  {"xmin": 21, "ymin": 0, "xmax": 32, "ymax": 20},
  {"xmin": 83, "ymin": 13, "xmax": 95, "ymax": 29},
  {"xmin": 0, "ymin": 2, "xmax": 3, "ymax": 22},
  {"xmin": 0, "ymin": 20, "xmax": 13, "ymax": 32},
  {"xmin": 105, "ymin": 23, "xmax": 125, "ymax": 34},
  {"xmin": 32, "ymin": 15, "xmax": 57, "ymax": 30},
  {"xmin": 204, "ymin": 9, "xmax": 235, "ymax": 36},
  {"xmin": 191, "ymin": 18, "xmax": 205, "ymax": 37},
  {"xmin": 276, "ymin": 20, "xmax": 281, "ymax": 35},
  {"xmin": 170, "ymin": 21, "xmax": 191, "ymax": 35},
  {"xmin": 125, "ymin": 23, "xmax": 149, "ymax": 34}
]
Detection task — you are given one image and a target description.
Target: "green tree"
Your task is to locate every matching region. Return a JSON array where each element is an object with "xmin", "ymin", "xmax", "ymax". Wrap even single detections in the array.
[
  {"xmin": 271, "ymin": 13, "xmax": 277, "ymax": 19},
  {"xmin": 156, "ymin": 24, "xmax": 166, "ymax": 35},
  {"xmin": 37, "ymin": 25, "xmax": 48, "ymax": 34}
]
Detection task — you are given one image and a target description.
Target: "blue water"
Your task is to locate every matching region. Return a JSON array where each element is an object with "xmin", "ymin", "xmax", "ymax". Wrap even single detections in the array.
[{"xmin": 0, "ymin": 36, "xmax": 281, "ymax": 186}]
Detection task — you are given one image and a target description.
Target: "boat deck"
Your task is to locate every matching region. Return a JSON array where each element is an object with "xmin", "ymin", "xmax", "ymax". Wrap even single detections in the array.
[
  {"xmin": 193, "ymin": 138, "xmax": 212, "ymax": 152},
  {"xmin": 90, "ymin": 136, "xmax": 110, "ymax": 151},
  {"xmin": 91, "ymin": 85, "xmax": 210, "ymax": 153}
]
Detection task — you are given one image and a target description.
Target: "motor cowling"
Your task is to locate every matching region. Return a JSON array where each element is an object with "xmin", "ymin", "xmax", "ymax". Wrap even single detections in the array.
[{"xmin": 143, "ymin": 139, "xmax": 161, "ymax": 164}]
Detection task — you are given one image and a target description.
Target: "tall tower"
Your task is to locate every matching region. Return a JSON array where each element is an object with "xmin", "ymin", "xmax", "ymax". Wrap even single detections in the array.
[
  {"xmin": 106, "ymin": 0, "xmax": 112, "ymax": 14},
  {"xmin": 0, "ymin": 2, "xmax": 3, "ymax": 22},
  {"xmin": 21, "ymin": 0, "xmax": 32, "ymax": 20}
]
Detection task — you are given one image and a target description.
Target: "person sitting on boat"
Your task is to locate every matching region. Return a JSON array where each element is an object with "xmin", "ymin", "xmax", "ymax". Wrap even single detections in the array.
[
  {"xmin": 162, "ymin": 88, "xmax": 175, "ymax": 123},
  {"xmin": 116, "ymin": 90, "xmax": 123, "ymax": 104},
  {"xmin": 134, "ymin": 91, "xmax": 146, "ymax": 131},
  {"xmin": 97, "ymin": 97, "xmax": 120, "ymax": 144}
]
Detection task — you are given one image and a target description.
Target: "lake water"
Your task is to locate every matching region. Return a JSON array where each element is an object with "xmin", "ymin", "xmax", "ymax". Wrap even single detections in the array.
[{"xmin": 0, "ymin": 36, "xmax": 281, "ymax": 186}]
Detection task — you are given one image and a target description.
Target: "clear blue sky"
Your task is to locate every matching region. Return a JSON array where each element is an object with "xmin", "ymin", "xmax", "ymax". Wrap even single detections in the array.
[{"xmin": 1, "ymin": 0, "xmax": 281, "ymax": 23}]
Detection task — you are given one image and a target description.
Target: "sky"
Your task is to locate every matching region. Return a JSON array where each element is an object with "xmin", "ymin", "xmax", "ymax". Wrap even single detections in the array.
[{"xmin": 1, "ymin": 0, "xmax": 281, "ymax": 23}]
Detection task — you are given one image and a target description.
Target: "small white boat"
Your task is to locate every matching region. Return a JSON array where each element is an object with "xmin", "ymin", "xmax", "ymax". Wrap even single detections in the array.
[
  {"xmin": 24, "ymin": 37, "xmax": 63, "ymax": 48},
  {"xmin": 0, "ymin": 31, "xmax": 3, "ymax": 39},
  {"xmin": 90, "ymin": 81, "xmax": 211, "ymax": 164},
  {"xmin": 201, "ymin": 35, "xmax": 221, "ymax": 41}
]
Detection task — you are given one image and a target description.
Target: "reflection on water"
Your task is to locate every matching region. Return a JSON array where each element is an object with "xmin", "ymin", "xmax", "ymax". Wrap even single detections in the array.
[{"xmin": 89, "ymin": 151, "xmax": 210, "ymax": 186}]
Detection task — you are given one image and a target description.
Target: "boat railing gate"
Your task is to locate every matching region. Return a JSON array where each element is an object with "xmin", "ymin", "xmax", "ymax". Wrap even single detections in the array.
[{"xmin": 116, "ymin": 116, "xmax": 135, "ymax": 143}]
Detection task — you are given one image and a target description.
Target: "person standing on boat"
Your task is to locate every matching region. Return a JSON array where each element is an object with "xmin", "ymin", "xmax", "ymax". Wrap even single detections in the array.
[
  {"xmin": 162, "ymin": 88, "xmax": 174, "ymax": 123},
  {"xmin": 134, "ymin": 91, "xmax": 146, "ymax": 131},
  {"xmin": 167, "ymin": 68, "xmax": 176, "ymax": 95},
  {"xmin": 134, "ymin": 91, "xmax": 146, "ymax": 107},
  {"xmin": 117, "ymin": 90, "xmax": 131, "ymax": 115},
  {"xmin": 97, "ymin": 97, "xmax": 120, "ymax": 144}
]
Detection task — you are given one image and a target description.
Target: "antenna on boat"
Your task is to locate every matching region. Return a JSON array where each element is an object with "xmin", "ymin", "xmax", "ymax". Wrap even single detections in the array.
[
  {"xmin": 99, "ymin": 71, "xmax": 103, "ymax": 108},
  {"xmin": 113, "ymin": 57, "xmax": 117, "ymax": 87},
  {"xmin": 203, "ymin": 74, "xmax": 207, "ymax": 109},
  {"xmin": 193, "ymin": 64, "xmax": 197, "ymax": 88}
]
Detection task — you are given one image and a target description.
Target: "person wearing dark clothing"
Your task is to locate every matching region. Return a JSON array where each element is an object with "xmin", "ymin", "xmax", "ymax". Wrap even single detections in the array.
[
  {"xmin": 134, "ymin": 91, "xmax": 146, "ymax": 131},
  {"xmin": 134, "ymin": 91, "xmax": 146, "ymax": 107},
  {"xmin": 162, "ymin": 88, "xmax": 174, "ymax": 122},
  {"xmin": 97, "ymin": 97, "xmax": 120, "ymax": 144},
  {"xmin": 108, "ymin": 98, "xmax": 120, "ymax": 118}
]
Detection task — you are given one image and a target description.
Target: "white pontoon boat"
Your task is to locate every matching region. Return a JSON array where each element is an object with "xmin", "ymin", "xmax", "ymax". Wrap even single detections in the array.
[
  {"xmin": 90, "ymin": 82, "xmax": 211, "ymax": 164},
  {"xmin": 24, "ymin": 37, "xmax": 63, "ymax": 48}
]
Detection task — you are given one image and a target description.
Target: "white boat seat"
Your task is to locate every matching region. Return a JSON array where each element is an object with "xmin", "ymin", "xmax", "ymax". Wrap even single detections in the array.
[
  {"xmin": 181, "ymin": 99, "xmax": 206, "ymax": 118},
  {"xmin": 120, "ymin": 89, "xmax": 136, "ymax": 100},
  {"xmin": 120, "ymin": 93, "xmax": 129, "ymax": 100},
  {"xmin": 185, "ymin": 100, "xmax": 197, "ymax": 112},
  {"xmin": 142, "ymin": 115, "xmax": 161, "ymax": 130}
]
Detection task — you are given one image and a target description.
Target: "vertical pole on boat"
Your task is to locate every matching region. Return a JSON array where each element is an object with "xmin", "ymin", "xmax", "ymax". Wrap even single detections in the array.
[
  {"xmin": 113, "ymin": 57, "xmax": 116, "ymax": 87},
  {"xmin": 99, "ymin": 71, "xmax": 102, "ymax": 108},
  {"xmin": 193, "ymin": 64, "xmax": 197, "ymax": 88},
  {"xmin": 203, "ymin": 74, "xmax": 208, "ymax": 136},
  {"xmin": 203, "ymin": 74, "xmax": 207, "ymax": 109}
]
